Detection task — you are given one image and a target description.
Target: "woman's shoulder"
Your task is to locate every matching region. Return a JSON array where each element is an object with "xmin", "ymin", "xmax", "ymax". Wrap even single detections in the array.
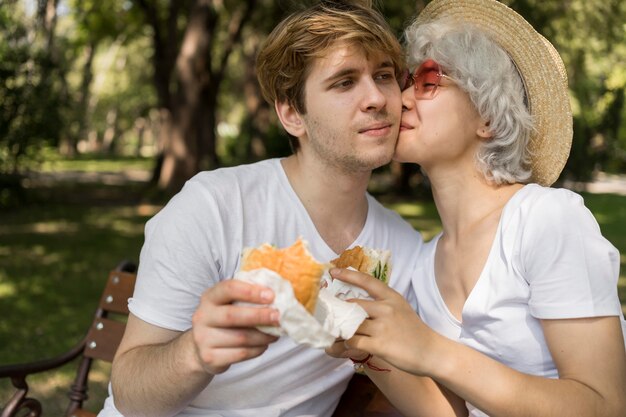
[
  {"xmin": 506, "ymin": 184, "xmax": 588, "ymax": 224},
  {"xmin": 514, "ymin": 183, "xmax": 584, "ymax": 207}
]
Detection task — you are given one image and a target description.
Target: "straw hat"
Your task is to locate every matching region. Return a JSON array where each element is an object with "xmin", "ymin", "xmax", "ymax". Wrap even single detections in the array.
[{"xmin": 416, "ymin": 0, "xmax": 573, "ymax": 187}]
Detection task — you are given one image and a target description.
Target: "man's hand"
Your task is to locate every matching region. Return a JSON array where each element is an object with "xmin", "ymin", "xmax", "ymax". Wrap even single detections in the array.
[{"xmin": 191, "ymin": 279, "xmax": 280, "ymax": 375}]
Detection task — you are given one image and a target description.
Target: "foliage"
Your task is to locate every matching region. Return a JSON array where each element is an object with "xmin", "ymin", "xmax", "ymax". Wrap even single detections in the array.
[
  {"xmin": 0, "ymin": 1, "xmax": 64, "ymax": 174},
  {"xmin": 0, "ymin": 0, "xmax": 625, "ymax": 190},
  {"xmin": 505, "ymin": 0, "xmax": 626, "ymax": 181}
]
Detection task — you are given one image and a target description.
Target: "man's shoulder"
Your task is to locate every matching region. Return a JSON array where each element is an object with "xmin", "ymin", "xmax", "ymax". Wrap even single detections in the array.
[
  {"xmin": 161, "ymin": 158, "xmax": 284, "ymax": 214},
  {"xmin": 185, "ymin": 158, "xmax": 282, "ymax": 192},
  {"xmin": 192, "ymin": 158, "xmax": 280, "ymax": 182}
]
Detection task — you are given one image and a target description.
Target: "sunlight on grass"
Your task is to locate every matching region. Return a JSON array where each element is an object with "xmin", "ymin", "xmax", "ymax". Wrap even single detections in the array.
[
  {"xmin": 0, "ymin": 221, "xmax": 80, "ymax": 235},
  {"xmin": 136, "ymin": 203, "xmax": 162, "ymax": 217},
  {"xmin": 593, "ymin": 213, "xmax": 609, "ymax": 223},
  {"xmin": 0, "ymin": 281, "xmax": 16, "ymax": 297},
  {"xmin": 3, "ymin": 245, "xmax": 64, "ymax": 266},
  {"xmin": 390, "ymin": 202, "xmax": 429, "ymax": 217},
  {"xmin": 40, "ymin": 156, "xmax": 153, "ymax": 173},
  {"xmin": 88, "ymin": 216, "xmax": 147, "ymax": 235},
  {"xmin": 385, "ymin": 201, "xmax": 442, "ymax": 241}
]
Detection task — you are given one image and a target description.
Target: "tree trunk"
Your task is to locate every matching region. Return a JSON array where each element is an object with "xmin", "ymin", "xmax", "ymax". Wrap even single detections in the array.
[
  {"xmin": 102, "ymin": 108, "xmax": 120, "ymax": 153},
  {"xmin": 198, "ymin": 83, "xmax": 220, "ymax": 169},
  {"xmin": 158, "ymin": 0, "xmax": 257, "ymax": 192},
  {"xmin": 136, "ymin": 0, "xmax": 185, "ymax": 185},
  {"xmin": 71, "ymin": 41, "xmax": 96, "ymax": 155},
  {"xmin": 242, "ymin": 39, "xmax": 272, "ymax": 160},
  {"xmin": 157, "ymin": 0, "xmax": 217, "ymax": 192},
  {"xmin": 137, "ymin": 0, "xmax": 257, "ymax": 192}
]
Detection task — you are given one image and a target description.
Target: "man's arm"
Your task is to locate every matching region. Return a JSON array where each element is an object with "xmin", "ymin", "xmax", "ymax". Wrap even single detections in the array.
[{"xmin": 110, "ymin": 279, "xmax": 280, "ymax": 417}]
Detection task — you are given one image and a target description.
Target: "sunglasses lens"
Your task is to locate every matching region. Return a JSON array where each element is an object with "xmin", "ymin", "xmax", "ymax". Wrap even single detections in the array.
[{"xmin": 413, "ymin": 60, "xmax": 442, "ymax": 99}]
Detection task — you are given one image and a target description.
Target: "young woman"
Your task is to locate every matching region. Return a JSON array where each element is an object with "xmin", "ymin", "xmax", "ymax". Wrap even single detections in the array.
[{"xmin": 327, "ymin": 1, "xmax": 626, "ymax": 416}]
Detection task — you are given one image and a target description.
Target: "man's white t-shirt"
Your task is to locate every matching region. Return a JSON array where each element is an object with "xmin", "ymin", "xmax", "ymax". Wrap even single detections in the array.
[
  {"xmin": 412, "ymin": 184, "xmax": 626, "ymax": 417},
  {"xmin": 98, "ymin": 158, "xmax": 422, "ymax": 417}
]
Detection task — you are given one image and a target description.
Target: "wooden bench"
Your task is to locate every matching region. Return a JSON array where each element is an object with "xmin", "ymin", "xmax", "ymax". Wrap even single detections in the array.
[{"xmin": 0, "ymin": 263, "xmax": 402, "ymax": 417}]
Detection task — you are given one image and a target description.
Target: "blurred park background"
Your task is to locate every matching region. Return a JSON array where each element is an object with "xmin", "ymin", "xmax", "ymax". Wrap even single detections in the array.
[{"xmin": 1, "ymin": 0, "xmax": 626, "ymax": 414}]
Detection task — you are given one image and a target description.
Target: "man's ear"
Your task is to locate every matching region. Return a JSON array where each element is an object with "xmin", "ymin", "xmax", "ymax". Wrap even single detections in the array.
[
  {"xmin": 476, "ymin": 120, "xmax": 493, "ymax": 140},
  {"xmin": 275, "ymin": 100, "xmax": 305, "ymax": 138}
]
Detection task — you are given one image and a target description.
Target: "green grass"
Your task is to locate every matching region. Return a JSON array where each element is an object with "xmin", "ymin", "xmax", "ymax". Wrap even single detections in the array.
[
  {"xmin": 0, "ymin": 201, "xmax": 160, "ymax": 413},
  {"xmin": 576, "ymin": 192, "xmax": 626, "ymax": 310},
  {"xmin": 0, "ymin": 203, "xmax": 157, "ymax": 363},
  {"xmin": 1, "ymin": 156, "xmax": 625, "ymax": 414},
  {"xmin": 39, "ymin": 153, "xmax": 154, "ymax": 173}
]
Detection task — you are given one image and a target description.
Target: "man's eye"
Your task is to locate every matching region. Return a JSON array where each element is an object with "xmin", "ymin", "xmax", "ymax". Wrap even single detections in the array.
[
  {"xmin": 375, "ymin": 72, "xmax": 395, "ymax": 82},
  {"xmin": 333, "ymin": 79, "xmax": 354, "ymax": 89}
]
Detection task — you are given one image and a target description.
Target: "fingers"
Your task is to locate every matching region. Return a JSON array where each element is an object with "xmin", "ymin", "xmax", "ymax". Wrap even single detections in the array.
[
  {"xmin": 191, "ymin": 280, "xmax": 282, "ymax": 374},
  {"xmin": 325, "ymin": 339, "xmax": 348, "ymax": 358},
  {"xmin": 196, "ymin": 327, "xmax": 279, "ymax": 349},
  {"xmin": 191, "ymin": 308, "xmax": 279, "ymax": 375},
  {"xmin": 195, "ymin": 280, "xmax": 280, "ymax": 329},
  {"xmin": 325, "ymin": 339, "xmax": 361, "ymax": 358},
  {"xmin": 195, "ymin": 342, "xmax": 274, "ymax": 375},
  {"xmin": 197, "ymin": 303, "xmax": 280, "ymax": 328},
  {"xmin": 205, "ymin": 279, "xmax": 275, "ymax": 306},
  {"xmin": 329, "ymin": 267, "xmax": 391, "ymax": 300},
  {"xmin": 343, "ymin": 334, "xmax": 369, "ymax": 353}
]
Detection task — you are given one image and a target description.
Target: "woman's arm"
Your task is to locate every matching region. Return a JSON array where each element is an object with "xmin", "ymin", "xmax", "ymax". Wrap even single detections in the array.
[
  {"xmin": 367, "ymin": 360, "xmax": 468, "ymax": 417},
  {"xmin": 332, "ymin": 268, "xmax": 626, "ymax": 417},
  {"xmin": 326, "ymin": 342, "xmax": 468, "ymax": 417},
  {"xmin": 432, "ymin": 316, "xmax": 626, "ymax": 417}
]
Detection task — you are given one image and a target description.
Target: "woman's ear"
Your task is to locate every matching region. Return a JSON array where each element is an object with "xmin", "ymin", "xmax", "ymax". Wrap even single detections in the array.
[
  {"xmin": 275, "ymin": 100, "xmax": 305, "ymax": 138},
  {"xmin": 477, "ymin": 120, "xmax": 493, "ymax": 140}
]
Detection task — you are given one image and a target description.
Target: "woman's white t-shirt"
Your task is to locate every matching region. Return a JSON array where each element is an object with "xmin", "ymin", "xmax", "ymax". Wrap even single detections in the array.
[{"xmin": 412, "ymin": 184, "xmax": 626, "ymax": 417}]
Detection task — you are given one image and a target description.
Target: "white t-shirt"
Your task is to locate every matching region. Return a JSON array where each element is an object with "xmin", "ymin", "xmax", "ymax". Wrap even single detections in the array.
[
  {"xmin": 412, "ymin": 184, "xmax": 626, "ymax": 417},
  {"xmin": 98, "ymin": 158, "xmax": 422, "ymax": 417}
]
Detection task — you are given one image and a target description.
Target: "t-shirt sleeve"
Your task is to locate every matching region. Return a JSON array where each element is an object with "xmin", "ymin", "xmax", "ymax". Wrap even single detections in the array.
[
  {"xmin": 129, "ymin": 178, "xmax": 228, "ymax": 331},
  {"xmin": 520, "ymin": 189, "xmax": 621, "ymax": 319}
]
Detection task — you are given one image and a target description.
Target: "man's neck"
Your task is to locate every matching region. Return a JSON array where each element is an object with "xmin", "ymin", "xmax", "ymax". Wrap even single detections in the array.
[{"xmin": 281, "ymin": 154, "xmax": 371, "ymax": 254}]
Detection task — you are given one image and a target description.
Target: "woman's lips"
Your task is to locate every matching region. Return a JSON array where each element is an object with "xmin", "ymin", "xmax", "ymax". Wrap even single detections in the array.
[{"xmin": 399, "ymin": 123, "xmax": 414, "ymax": 132}]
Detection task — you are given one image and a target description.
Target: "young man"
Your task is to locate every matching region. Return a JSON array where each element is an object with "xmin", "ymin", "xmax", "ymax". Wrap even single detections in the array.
[{"xmin": 98, "ymin": 1, "xmax": 422, "ymax": 416}]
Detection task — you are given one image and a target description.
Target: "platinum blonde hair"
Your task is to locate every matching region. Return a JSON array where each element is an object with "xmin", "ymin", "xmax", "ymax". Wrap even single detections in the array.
[{"xmin": 404, "ymin": 19, "xmax": 534, "ymax": 184}]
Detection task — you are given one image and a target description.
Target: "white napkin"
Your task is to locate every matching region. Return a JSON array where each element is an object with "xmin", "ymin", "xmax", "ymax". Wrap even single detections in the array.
[
  {"xmin": 324, "ymin": 270, "xmax": 373, "ymax": 301},
  {"xmin": 235, "ymin": 268, "xmax": 368, "ymax": 348}
]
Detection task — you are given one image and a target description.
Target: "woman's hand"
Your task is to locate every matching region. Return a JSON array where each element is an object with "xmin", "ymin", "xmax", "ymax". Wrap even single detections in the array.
[
  {"xmin": 330, "ymin": 267, "xmax": 444, "ymax": 377},
  {"xmin": 325, "ymin": 337, "xmax": 369, "ymax": 361}
]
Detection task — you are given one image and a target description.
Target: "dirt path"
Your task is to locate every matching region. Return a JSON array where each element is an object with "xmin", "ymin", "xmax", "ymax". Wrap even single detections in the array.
[
  {"xmin": 563, "ymin": 172, "xmax": 626, "ymax": 196},
  {"xmin": 27, "ymin": 169, "xmax": 626, "ymax": 195}
]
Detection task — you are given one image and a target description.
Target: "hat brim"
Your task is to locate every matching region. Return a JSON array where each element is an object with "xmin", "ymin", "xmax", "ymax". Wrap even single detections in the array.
[{"xmin": 416, "ymin": 0, "xmax": 573, "ymax": 186}]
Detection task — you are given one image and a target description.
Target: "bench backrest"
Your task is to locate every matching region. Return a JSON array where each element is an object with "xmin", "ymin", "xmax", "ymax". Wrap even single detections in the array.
[{"xmin": 0, "ymin": 263, "xmax": 136, "ymax": 417}]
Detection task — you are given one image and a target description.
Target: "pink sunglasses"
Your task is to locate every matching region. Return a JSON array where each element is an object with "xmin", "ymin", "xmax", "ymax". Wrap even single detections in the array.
[{"xmin": 400, "ymin": 59, "xmax": 453, "ymax": 100}]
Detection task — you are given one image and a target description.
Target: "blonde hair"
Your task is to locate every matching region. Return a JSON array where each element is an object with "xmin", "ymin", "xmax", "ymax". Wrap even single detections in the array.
[{"xmin": 256, "ymin": 0, "xmax": 403, "ymax": 114}]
